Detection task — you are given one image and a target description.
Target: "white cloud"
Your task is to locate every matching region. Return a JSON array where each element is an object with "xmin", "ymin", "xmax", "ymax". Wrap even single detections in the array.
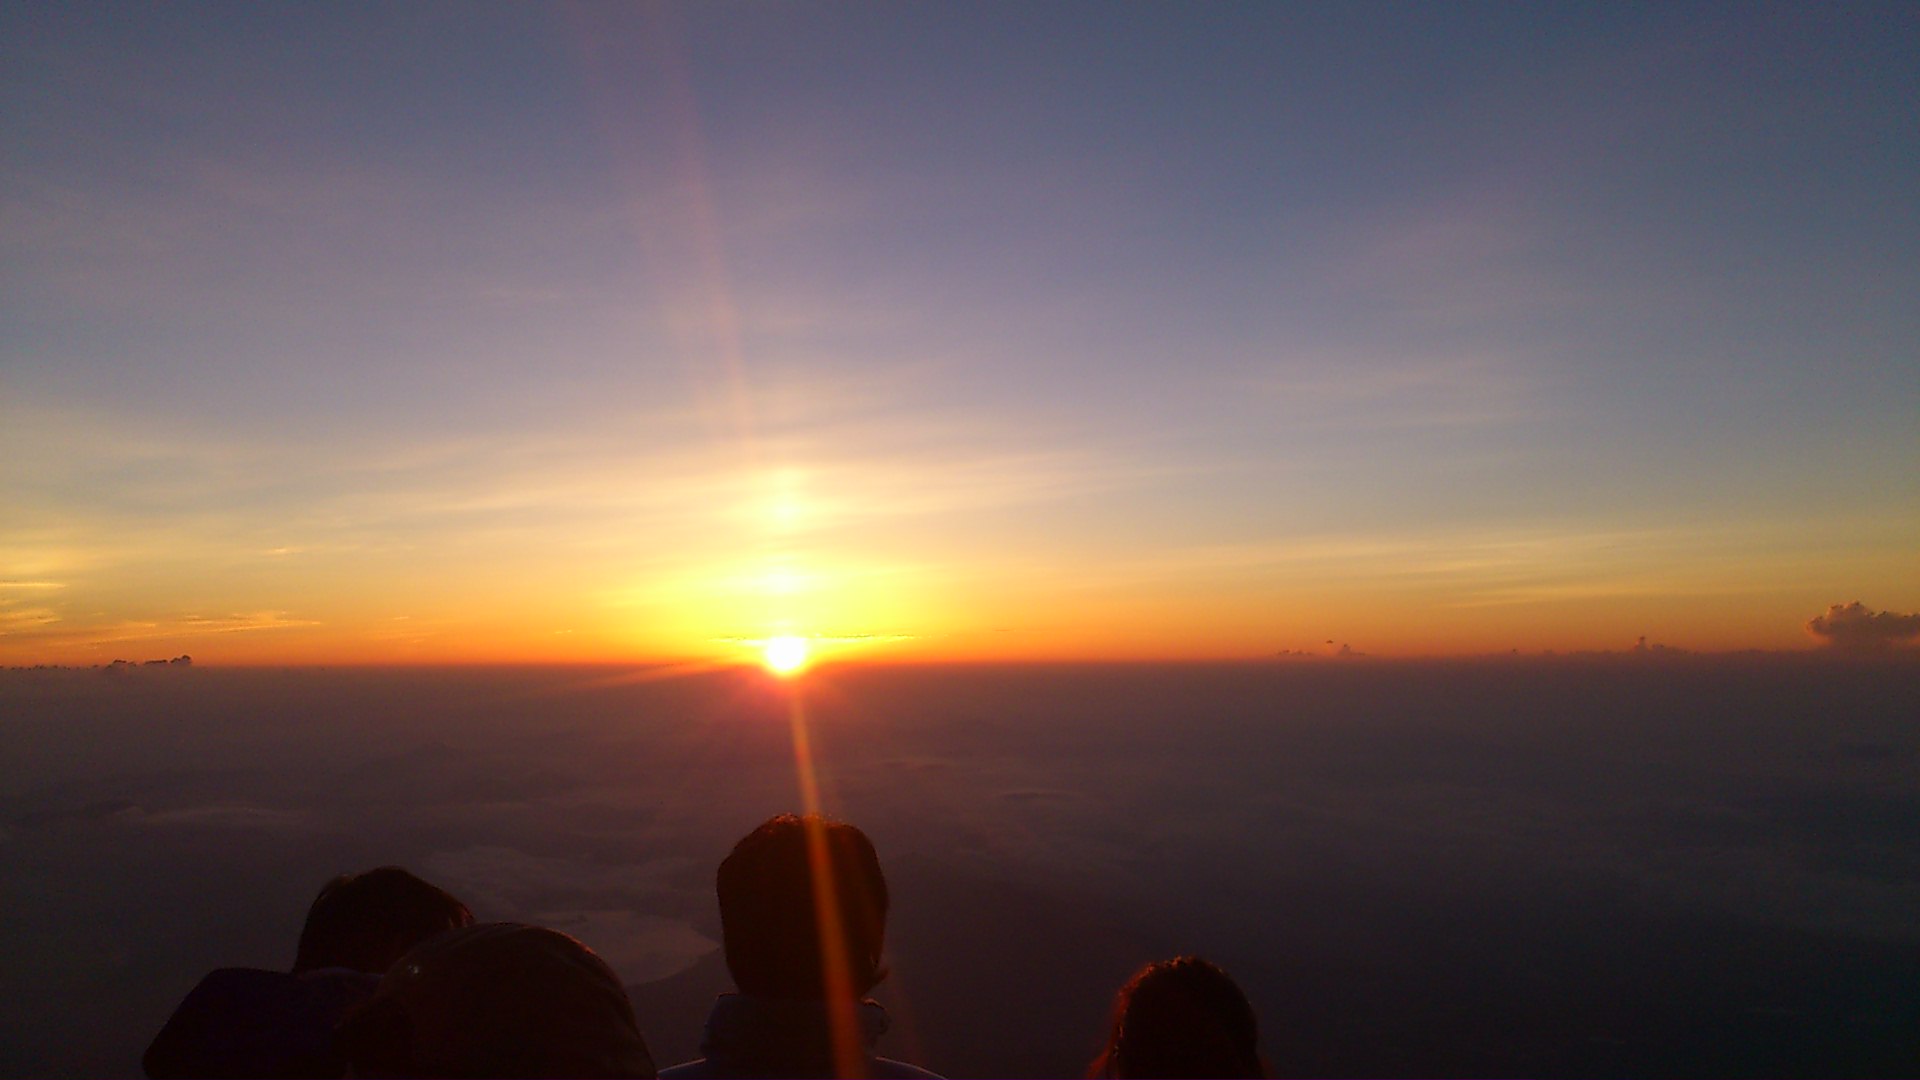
[{"xmin": 1806, "ymin": 601, "xmax": 1920, "ymax": 651}]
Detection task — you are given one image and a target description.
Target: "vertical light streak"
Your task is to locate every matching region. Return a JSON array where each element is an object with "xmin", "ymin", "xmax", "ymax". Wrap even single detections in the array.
[
  {"xmin": 566, "ymin": 3, "xmax": 796, "ymax": 668},
  {"xmin": 565, "ymin": 1, "xmax": 760, "ymax": 458},
  {"xmin": 787, "ymin": 688, "xmax": 826, "ymax": 818},
  {"xmin": 786, "ymin": 686, "xmax": 867, "ymax": 1077}
]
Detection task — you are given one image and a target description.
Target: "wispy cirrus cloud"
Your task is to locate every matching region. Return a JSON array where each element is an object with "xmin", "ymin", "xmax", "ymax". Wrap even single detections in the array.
[
  {"xmin": 1250, "ymin": 351, "xmax": 1541, "ymax": 430},
  {"xmin": 5, "ymin": 611, "xmax": 319, "ymax": 651},
  {"xmin": 0, "ymin": 605, "xmax": 62, "ymax": 631}
]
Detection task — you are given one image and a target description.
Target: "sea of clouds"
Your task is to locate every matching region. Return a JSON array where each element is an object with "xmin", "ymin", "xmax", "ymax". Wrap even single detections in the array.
[{"xmin": 2, "ymin": 658, "xmax": 1916, "ymax": 1076}]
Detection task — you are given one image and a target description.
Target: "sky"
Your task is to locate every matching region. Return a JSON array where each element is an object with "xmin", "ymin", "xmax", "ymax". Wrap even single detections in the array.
[{"xmin": 3, "ymin": 2, "xmax": 1916, "ymax": 665}]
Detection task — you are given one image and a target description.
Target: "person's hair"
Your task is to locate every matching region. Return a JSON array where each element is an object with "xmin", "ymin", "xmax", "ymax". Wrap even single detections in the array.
[
  {"xmin": 716, "ymin": 813, "xmax": 889, "ymax": 999},
  {"xmin": 335, "ymin": 922, "xmax": 656, "ymax": 1079},
  {"xmin": 1087, "ymin": 956, "xmax": 1265, "ymax": 1079},
  {"xmin": 293, "ymin": 866, "xmax": 474, "ymax": 974}
]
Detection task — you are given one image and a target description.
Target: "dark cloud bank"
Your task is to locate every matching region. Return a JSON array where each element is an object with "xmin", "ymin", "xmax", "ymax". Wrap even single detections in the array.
[{"xmin": 2, "ymin": 655, "xmax": 1918, "ymax": 1077}]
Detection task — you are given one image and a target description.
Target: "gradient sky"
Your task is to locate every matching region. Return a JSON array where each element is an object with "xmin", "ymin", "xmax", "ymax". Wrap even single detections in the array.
[{"xmin": 4, "ymin": 2, "xmax": 1916, "ymax": 665}]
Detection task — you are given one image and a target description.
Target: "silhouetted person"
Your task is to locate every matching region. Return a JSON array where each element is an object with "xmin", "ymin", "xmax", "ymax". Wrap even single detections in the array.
[
  {"xmin": 1087, "ymin": 956, "xmax": 1266, "ymax": 1079},
  {"xmin": 336, "ymin": 922, "xmax": 656, "ymax": 1078},
  {"xmin": 660, "ymin": 814, "xmax": 939, "ymax": 1079},
  {"xmin": 144, "ymin": 866, "xmax": 474, "ymax": 1079}
]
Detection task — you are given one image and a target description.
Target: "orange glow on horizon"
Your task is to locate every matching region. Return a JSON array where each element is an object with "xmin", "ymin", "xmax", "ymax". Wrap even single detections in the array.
[{"xmin": 4, "ymin": 526, "xmax": 1907, "ymax": 666}]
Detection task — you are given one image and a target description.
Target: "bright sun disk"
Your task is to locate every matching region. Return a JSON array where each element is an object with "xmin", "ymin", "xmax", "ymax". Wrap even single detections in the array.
[{"xmin": 763, "ymin": 635, "xmax": 809, "ymax": 675}]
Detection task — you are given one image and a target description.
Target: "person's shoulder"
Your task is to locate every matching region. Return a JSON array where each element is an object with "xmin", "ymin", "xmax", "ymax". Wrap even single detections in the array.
[
  {"xmin": 181, "ymin": 966, "xmax": 375, "ymax": 1012},
  {"xmin": 154, "ymin": 967, "xmax": 299, "ymax": 1029},
  {"xmin": 183, "ymin": 967, "xmax": 298, "ymax": 995},
  {"xmin": 871, "ymin": 1057, "xmax": 943, "ymax": 1079},
  {"xmin": 144, "ymin": 967, "xmax": 376, "ymax": 1079},
  {"xmin": 658, "ymin": 1059, "xmax": 939, "ymax": 1080}
]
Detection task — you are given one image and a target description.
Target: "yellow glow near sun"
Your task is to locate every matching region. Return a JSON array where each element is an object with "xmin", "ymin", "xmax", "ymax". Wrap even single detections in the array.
[{"xmin": 763, "ymin": 635, "xmax": 810, "ymax": 676}]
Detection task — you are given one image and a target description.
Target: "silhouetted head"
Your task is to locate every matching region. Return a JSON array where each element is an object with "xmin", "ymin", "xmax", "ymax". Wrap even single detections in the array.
[
  {"xmin": 336, "ymin": 922, "xmax": 656, "ymax": 1079},
  {"xmin": 716, "ymin": 813, "xmax": 889, "ymax": 1000},
  {"xmin": 293, "ymin": 866, "xmax": 474, "ymax": 975},
  {"xmin": 1089, "ymin": 956, "xmax": 1264, "ymax": 1079}
]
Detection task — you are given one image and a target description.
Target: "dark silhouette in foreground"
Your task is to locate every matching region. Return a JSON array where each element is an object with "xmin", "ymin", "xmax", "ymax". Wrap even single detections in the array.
[
  {"xmin": 1087, "ymin": 956, "xmax": 1266, "ymax": 1079},
  {"xmin": 661, "ymin": 814, "xmax": 939, "ymax": 1079},
  {"xmin": 337, "ymin": 921, "xmax": 656, "ymax": 1078},
  {"xmin": 143, "ymin": 867, "xmax": 473, "ymax": 1079}
]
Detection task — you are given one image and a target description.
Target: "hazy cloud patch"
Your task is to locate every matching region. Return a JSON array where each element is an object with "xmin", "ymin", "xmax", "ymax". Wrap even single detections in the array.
[
  {"xmin": 992, "ymin": 788, "xmax": 1084, "ymax": 805},
  {"xmin": 531, "ymin": 909, "xmax": 718, "ymax": 984},
  {"xmin": 421, "ymin": 845, "xmax": 694, "ymax": 920},
  {"xmin": 137, "ymin": 804, "xmax": 312, "ymax": 830},
  {"xmin": 1625, "ymin": 842, "xmax": 1920, "ymax": 943},
  {"xmin": 1806, "ymin": 601, "xmax": 1920, "ymax": 651}
]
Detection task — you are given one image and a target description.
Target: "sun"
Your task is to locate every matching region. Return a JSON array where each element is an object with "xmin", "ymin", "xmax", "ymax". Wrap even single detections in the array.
[{"xmin": 762, "ymin": 635, "xmax": 810, "ymax": 676}]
